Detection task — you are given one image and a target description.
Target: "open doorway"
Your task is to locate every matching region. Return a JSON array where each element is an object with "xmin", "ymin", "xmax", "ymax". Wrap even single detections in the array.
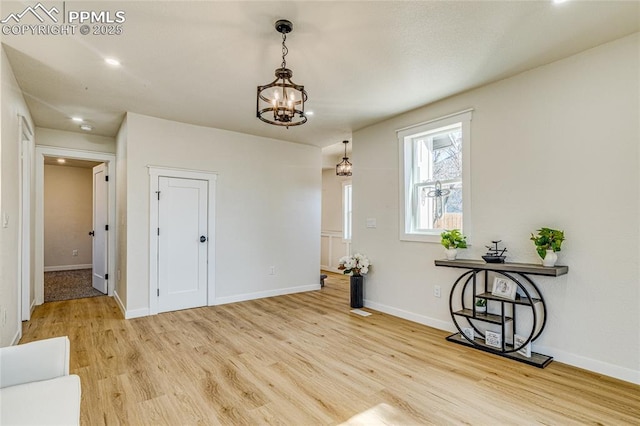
[
  {"xmin": 43, "ymin": 157, "xmax": 103, "ymax": 302},
  {"xmin": 320, "ymin": 142, "xmax": 353, "ymax": 274},
  {"xmin": 33, "ymin": 146, "xmax": 116, "ymax": 307}
]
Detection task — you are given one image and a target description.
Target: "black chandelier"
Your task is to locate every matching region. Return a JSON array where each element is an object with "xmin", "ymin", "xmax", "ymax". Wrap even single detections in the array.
[
  {"xmin": 336, "ymin": 140, "xmax": 352, "ymax": 176},
  {"xmin": 256, "ymin": 19, "xmax": 308, "ymax": 128}
]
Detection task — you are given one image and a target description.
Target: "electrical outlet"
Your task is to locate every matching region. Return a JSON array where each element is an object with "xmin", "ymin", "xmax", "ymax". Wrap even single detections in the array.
[
  {"xmin": 72, "ymin": 249, "xmax": 78, "ymax": 256},
  {"xmin": 434, "ymin": 285, "xmax": 441, "ymax": 298},
  {"xmin": 269, "ymin": 266, "xmax": 276, "ymax": 275}
]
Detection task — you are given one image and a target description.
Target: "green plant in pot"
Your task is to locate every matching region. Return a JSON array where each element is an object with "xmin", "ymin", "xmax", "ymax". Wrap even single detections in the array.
[
  {"xmin": 475, "ymin": 298, "xmax": 487, "ymax": 313},
  {"xmin": 441, "ymin": 229, "xmax": 467, "ymax": 260},
  {"xmin": 530, "ymin": 227, "xmax": 565, "ymax": 267}
]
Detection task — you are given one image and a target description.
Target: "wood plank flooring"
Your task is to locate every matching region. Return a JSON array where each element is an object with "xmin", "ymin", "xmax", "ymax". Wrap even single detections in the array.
[{"xmin": 21, "ymin": 272, "xmax": 640, "ymax": 425}]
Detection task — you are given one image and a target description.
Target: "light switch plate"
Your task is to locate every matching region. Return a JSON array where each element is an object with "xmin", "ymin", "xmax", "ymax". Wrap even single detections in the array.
[{"xmin": 366, "ymin": 218, "xmax": 377, "ymax": 228}]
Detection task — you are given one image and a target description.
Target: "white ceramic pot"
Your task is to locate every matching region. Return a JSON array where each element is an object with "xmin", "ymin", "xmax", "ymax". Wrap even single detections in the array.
[
  {"xmin": 445, "ymin": 248, "xmax": 458, "ymax": 260},
  {"xmin": 542, "ymin": 249, "xmax": 558, "ymax": 267},
  {"xmin": 475, "ymin": 305, "xmax": 487, "ymax": 313}
]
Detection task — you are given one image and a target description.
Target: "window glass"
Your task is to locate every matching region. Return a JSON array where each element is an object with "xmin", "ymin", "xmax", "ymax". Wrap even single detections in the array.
[{"xmin": 398, "ymin": 110, "xmax": 472, "ymax": 242}]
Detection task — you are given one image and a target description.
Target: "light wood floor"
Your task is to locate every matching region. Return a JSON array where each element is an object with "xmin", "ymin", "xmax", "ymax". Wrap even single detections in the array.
[{"xmin": 21, "ymin": 272, "xmax": 639, "ymax": 425}]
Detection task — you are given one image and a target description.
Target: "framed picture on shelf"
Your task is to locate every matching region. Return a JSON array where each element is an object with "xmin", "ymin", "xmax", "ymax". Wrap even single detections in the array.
[
  {"xmin": 491, "ymin": 277, "xmax": 517, "ymax": 300},
  {"xmin": 485, "ymin": 330, "xmax": 502, "ymax": 349},
  {"xmin": 514, "ymin": 334, "xmax": 532, "ymax": 358},
  {"xmin": 461, "ymin": 327, "xmax": 474, "ymax": 341}
]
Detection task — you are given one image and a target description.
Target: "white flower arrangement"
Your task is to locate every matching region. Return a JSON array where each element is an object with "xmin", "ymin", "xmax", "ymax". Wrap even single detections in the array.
[{"xmin": 338, "ymin": 253, "xmax": 371, "ymax": 276}]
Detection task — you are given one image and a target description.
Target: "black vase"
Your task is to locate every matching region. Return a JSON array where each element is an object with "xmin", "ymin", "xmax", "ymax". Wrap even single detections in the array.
[{"xmin": 350, "ymin": 274, "xmax": 364, "ymax": 308}]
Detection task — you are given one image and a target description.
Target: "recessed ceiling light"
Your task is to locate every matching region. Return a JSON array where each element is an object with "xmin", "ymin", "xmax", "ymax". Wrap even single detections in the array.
[
  {"xmin": 553, "ymin": 0, "xmax": 568, "ymax": 4},
  {"xmin": 105, "ymin": 57, "xmax": 121, "ymax": 67},
  {"xmin": 80, "ymin": 124, "xmax": 93, "ymax": 131},
  {"xmin": 57, "ymin": 158, "xmax": 66, "ymax": 164},
  {"xmin": 306, "ymin": 111, "xmax": 314, "ymax": 116},
  {"xmin": 71, "ymin": 116, "xmax": 83, "ymax": 122}
]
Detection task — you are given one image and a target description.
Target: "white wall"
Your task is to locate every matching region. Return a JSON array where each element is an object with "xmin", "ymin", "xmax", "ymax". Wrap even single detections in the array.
[
  {"xmin": 35, "ymin": 127, "xmax": 116, "ymax": 153},
  {"xmin": 352, "ymin": 34, "xmax": 639, "ymax": 384},
  {"xmin": 43, "ymin": 165, "xmax": 93, "ymax": 269},
  {"xmin": 0, "ymin": 47, "xmax": 35, "ymax": 346},
  {"xmin": 120, "ymin": 113, "xmax": 321, "ymax": 315}
]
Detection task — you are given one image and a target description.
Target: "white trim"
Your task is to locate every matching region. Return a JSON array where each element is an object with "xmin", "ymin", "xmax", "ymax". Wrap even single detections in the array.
[
  {"xmin": 320, "ymin": 231, "xmax": 351, "ymax": 272},
  {"xmin": 113, "ymin": 290, "xmax": 126, "ymax": 317},
  {"xmin": 10, "ymin": 329, "xmax": 21, "ymax": 346},
  {"xmin": 19, "ymin": 115, "xmax": 33, "ymax": 324},
  {"xmin": 43, "ymin": 264, "xmax": 92, "ymax": 272},
  {"xmin": 364, "ymin": 299, "xmax": 457, "ymax": 333},
  {"xmin": 398, "ymin": 110, "xmax": 473, "ymax": 243},
  {"xmin": 368, "ymin": 296, "xmax": 639, "ymax": 385},
  {"xmin": 396, "ymin": 108, "xmax": 474, "ymax": 134},
  {"xmin": 533, "ymin": 344, "xmax": 640, "ymax": 385},
  {"xmin": 124, "ymin": 307, "xmax": 150, "ymax": 319},
  {"xmin": 214, "ymin": 284, "xmax": 320, "ymax": 306},
  {"xmin": 342, "ymin": 180, "xmax": 353, "ymax": 241},
  {"xmin": 113, "ymin": 290, "xmax": 149, "ymax": 319},
  {"xmin": 35, "ymin": 146, "xmax": 116, "ymax": 305},
  {"xmin": 148, "ymin": 166, "xmax": 217, "ymax": 315}
]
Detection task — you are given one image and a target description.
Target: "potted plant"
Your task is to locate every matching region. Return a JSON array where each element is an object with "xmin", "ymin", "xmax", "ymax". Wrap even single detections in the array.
[
  {"xmin": 530, "ymin": 227, "xmax": 565, "ymax": 267},
  {"xmin": 440, "ymin": 229, "xmax": 467, "ymax": 260},
  {"xmin": 475, "ymin": 298, "xmax": 487, "ymax": 313},
  {"xmin": 338, "ymin": 253, "xmax": 371, "ymax": 308}
]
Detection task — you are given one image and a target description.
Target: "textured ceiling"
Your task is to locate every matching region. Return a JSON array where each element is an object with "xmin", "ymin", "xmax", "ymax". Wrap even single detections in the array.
[{"xmin": 2, "ymin": 1, "xmax": 638, "ymax": 150}]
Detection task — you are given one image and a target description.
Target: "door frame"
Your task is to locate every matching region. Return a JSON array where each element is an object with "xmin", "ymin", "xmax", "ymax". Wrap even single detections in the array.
[
  {"xmin": 34, "ymin": 146, "xmax": 116, "ymax": 304},
  {"xmin": 148, "ymin": 166, "xmax": 217, "ymax": 315},
  {"xmin": 18, "ymin": 115, "xmax": 33, "ymax": 322}
]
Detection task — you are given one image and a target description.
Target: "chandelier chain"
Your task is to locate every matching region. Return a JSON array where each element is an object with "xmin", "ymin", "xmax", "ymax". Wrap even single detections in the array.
[{"xmin": 281, "ymin": 33, "xmax": 288, "ymax": 69}]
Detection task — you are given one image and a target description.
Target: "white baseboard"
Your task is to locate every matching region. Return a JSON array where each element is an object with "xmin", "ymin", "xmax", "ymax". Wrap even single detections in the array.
[
  {"xmin": 113, "ymin": 290, "xmax": 148, "ymax": 319},
  {"xmin": 10, "ymin": 327, "xmax": 21, "ymax": 346},
  {"xmin": 534, "ymin": 344, "xmax": 640, "ymax": 385},
  {"xmin": 214, "ymin": 284, "xmax": 321, "ymax": 306},
  {"xmin": 44, "ymin": 264, "xmax": 91, "ymax": 272},
  {"xmin": 364, "ymin": 300, "xmax": 457, "ymax": 333},
  {"xmin": 368, "ymin": 300, "xmax": 639, "ymax": 385},
  {"xmin": 113, "ymin": 290, "xmax": 126, "ymax": 317}
]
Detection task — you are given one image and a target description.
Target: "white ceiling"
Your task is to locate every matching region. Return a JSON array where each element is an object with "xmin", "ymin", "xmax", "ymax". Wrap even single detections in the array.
[{"xmin": 2, "ymin": 1, "xmax": 638, "ymax": 152}]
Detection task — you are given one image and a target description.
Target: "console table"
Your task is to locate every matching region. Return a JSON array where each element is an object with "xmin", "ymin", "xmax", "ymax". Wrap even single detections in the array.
[{"xmin": 435, "ymin": 259, "xmax": 568, "ymax": 368}]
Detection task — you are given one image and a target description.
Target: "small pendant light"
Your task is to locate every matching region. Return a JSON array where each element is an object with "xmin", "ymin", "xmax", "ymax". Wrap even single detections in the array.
[{"xmin": 336, "ymin": 140, "xmax": 352, "ymax": 176}]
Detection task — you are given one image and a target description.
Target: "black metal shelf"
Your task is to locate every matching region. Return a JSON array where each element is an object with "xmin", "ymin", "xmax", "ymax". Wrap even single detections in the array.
[
  {"xmin": 476, "ymin": 292, "xmax": 541, "ymax": 306},
  {"xmin": 452, "ymin": 309, "xmax": 511, "ymax": 325},
  {"xmin": 436, "ymin": 258, "xmax": 567, "ymax": 368},
  {"xmin": 446, "ymin": 333, "xmax": 553, "ymax": 368}
]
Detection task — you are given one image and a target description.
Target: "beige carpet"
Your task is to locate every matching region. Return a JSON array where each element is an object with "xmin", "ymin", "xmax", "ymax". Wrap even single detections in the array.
[{"xmin": 44, "ymin": 269, "xmax": 104, "ymax": 302}]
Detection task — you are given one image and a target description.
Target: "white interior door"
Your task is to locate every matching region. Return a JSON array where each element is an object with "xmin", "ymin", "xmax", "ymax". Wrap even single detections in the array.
[
  {"xmin": 92, "ymin": 164, "xmax": 108, "ymax": 294},
  {"xmin": 157, "ymin": 176, "xmax": 208, "ymax": 313}
]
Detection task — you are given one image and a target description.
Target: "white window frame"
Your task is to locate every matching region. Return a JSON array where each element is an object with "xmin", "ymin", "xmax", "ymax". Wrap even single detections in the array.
[
  {"xmin": 398, "ymin": 109, "xmax": 473, "ymax": 243},
  {"xmin": 342, "ymin": 181, "xmax": 352, "ymax": 241}
]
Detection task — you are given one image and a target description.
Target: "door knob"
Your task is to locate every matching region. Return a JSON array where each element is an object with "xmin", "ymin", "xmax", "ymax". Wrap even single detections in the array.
[
  {"xmin": 89, "ymin": 231, "xmax": 95, "ymax": 236},
  {"xmin": 200, "ymin": 235, "xmax": 207, "ymax": 243}
]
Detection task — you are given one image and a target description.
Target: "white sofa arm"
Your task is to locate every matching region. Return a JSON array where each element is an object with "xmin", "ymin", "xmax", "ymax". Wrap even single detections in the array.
[{"xmin": 0, "ymin": 336, "xmax": 70, "ymax": 388}]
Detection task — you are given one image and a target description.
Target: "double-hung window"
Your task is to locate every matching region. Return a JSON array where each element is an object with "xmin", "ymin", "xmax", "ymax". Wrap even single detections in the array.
[
  {"xmin": 343, "ymin": 182, "xmax": 352, "ymax": 240},
  {"xmin": 398, "ymin": 110, "xmax": 472, "ymax": 242}
]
